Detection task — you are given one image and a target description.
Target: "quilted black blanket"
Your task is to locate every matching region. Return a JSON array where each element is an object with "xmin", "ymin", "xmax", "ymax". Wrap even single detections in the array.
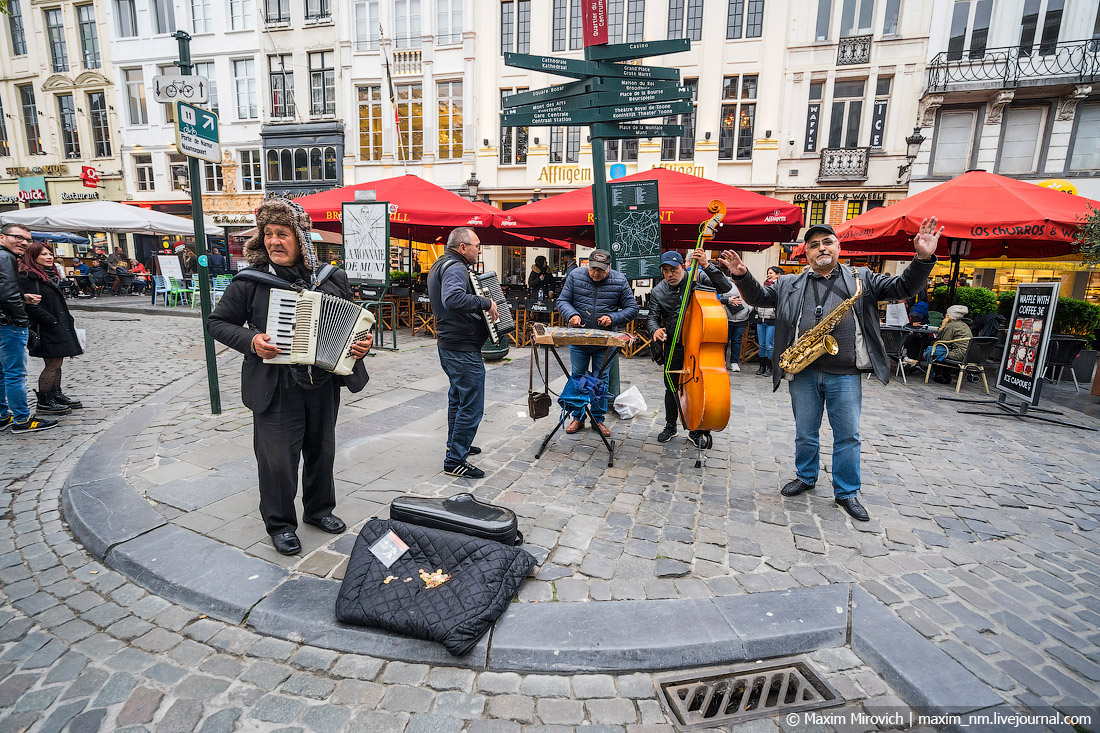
[{"xmin": 336, "ymin": 518, "xmax": 536, "ymax": 656}]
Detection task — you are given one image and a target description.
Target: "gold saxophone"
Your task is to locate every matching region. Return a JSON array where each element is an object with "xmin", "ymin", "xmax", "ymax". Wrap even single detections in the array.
[{"xmin": 778, "ymin": 274, "xmax": 863, "ymax": 375}]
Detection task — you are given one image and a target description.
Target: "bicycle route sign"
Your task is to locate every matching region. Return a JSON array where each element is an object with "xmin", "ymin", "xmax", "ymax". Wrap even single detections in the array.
[
  {"xmin": 152, "ymin": 75, "xmax": 210, "ymax": 104},
  {"xmin": 174, "ymin": 102, "xmax": 220, "ymax": 163}
]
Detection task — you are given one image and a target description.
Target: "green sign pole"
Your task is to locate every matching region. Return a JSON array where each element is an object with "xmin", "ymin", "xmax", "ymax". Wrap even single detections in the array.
[
  {"xmin": 589, "ymin": 135, "xmax": 622, "ymax": 397},
  {"xmin": 174, "ymin": 30, "xmax": 221, "ymax": 415}
]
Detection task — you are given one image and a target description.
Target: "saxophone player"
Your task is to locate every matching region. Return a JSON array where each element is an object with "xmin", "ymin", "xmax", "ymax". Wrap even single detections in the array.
[{"xmin": 723, "ymin": 219, "xmax": 941, "ymax": 521}]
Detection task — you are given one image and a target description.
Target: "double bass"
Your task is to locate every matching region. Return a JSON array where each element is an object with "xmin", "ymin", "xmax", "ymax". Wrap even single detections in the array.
[{"xmin": 663, "ymin": 200, "xmax": 731, "ymax": 442}]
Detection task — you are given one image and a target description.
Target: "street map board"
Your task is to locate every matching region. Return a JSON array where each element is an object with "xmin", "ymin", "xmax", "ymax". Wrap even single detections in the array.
[
  {"xmin": 342, "ymin": 202, "xmax": 391, "ymax": 285},
  {"xmin": 174, "ymin": 102, "xmax": 220, "ymax": 163},
  {"xmin": 996, "ymin": 282, "xmax": 1060, "ymax": 406},
  {"xmin": 609, "ymin": 179, "xmax": 661, "ymax": 280}
]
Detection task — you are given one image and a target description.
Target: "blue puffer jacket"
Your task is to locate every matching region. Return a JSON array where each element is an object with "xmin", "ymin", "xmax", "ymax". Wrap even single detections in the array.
[{"xmin": 556, "ymin": 267, "xmax": 638, "ymax": 330}]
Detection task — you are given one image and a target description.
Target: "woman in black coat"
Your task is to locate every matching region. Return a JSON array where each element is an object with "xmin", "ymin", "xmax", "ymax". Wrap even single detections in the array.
[
  {"xmin": 527, "ymin": 255, "xmax": 553, "ymax": 299},
  {"xmin": 17, "ymin": 242, "xmax": 83, "ymax": 414}
]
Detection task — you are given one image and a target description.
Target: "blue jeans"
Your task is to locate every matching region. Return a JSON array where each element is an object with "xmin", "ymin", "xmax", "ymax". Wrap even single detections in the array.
[
  {"xmin": 0, "ymin": 325, "xmax": 30, "ymax": 423},
  {"xmin": 924, "ymin": 344, "xmax": 948, "ymax": 362},
  {"xmin": 568, "ymin": 345, "xmax": 615, "ymax": 423},
  {"xmin": 788, "ymin": 371, "xmax": 862, "ymax": 499},
  {"xmin": 756, "ymin": 323, "xmax": 775, "ymax": 359},
  {"xmin": 438, "ymin": 348, "xmax": 485, "ymax": 465},
  {"xmin": 728, "ymin": 321, "xmax": 747, "ymax": 364}
]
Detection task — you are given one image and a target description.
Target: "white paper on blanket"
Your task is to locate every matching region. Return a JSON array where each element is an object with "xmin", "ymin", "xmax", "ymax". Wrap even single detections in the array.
[
  {"xmin": 369, "ymin": 530, "xmax": 409, "ymax": 567},
  {"xmin": 885, "ymin": 302, "xmax": 909, "ymax": 327}
]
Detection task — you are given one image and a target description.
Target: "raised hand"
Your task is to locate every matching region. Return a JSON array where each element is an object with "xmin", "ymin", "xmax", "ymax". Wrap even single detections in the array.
[
  {"xmin": 716, "ymin": 249, "xmax": 747, "ymax": 276},
  {"xmin": 913, "ymin": 217, "xmax": 944, "ymax": 259}
]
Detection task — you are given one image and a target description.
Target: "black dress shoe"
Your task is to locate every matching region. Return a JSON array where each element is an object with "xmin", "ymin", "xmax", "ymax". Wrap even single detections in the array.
[
  {"xmin": 781, "ymin": 478, "xmax": 815, "ymax": 497},
  {"xmin": 271, "ymin": 532, "xmax": 301, "ymax": 555},
  {"xmin": 304, "ymin": 515, "xmax": 346, "ymax": 534},
  {"xmin": 836, "ymin": 496, "xmax": 870, "ymax": 522}
]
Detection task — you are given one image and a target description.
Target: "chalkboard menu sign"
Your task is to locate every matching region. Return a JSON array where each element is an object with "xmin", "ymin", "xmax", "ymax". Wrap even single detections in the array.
[
  {"xmin": 608, "ymin": 179, "xmax": 660, "ymax": 280},
  {"xmin": 996, "ymin": 282, "xmax": 1060, "ymax": 406},
  {"xmin": 342, "ymin": 201, "xmax": 391, "ymax": 286}
]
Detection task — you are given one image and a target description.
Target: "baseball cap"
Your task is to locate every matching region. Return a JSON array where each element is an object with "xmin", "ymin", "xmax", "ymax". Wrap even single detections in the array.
[
  {"xmin": 588, "ymin": 249, "xmax": 612, "ymax": 271},
  {"xmin": 660, "ymin": 251, "xmax": 684, "ymax": 267},
  {"xmin": 803, "ymin": 223, "xmax": 837, "ymax": 242}
]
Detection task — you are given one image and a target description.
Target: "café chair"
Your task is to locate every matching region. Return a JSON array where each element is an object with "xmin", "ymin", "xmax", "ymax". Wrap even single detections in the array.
[
  {"xmin": 873, "ymin": 328, "xmax": 911, "ymax": 384},
  {"xmin": 1044, "ymin": 337, "xmax": 1087, "ymax": 393},
  {"xmin": 924, "ymin": 336, "xmax": 998, "ymax": 394}
]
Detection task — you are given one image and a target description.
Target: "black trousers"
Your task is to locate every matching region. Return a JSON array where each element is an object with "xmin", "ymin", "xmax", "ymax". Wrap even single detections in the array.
[
  {"xmin": 662, "ymin": 347, "xmax": 685, "ymax": 427},
  {"xmin": 253, "ymin": 380, "xmax": 340, "ymax": 535}
]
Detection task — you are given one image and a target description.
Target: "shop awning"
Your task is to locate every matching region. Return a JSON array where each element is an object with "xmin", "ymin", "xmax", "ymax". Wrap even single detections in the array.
[
  {"xmin": 834, "ymin": 170, "xmax": 1100, "ymax": 259},
  {"xmin": 496, "ymin": 168, "xmax": 803, "ymax": 249},
  {"xmin": 1, "ymin": 201, "xmax": 221, "ymax": 236}
]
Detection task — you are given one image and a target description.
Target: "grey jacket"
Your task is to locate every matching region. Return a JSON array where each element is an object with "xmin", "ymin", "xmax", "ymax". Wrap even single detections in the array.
[
  {"xmin": 0, "ymin": 246, "xmax": 28, "ymax": 327},
  {"xmin": 733, "ymin": 257, "xmax": 937, "ymax": 390}
]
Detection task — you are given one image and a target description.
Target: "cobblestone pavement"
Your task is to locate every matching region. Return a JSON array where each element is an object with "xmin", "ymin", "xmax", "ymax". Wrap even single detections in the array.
[{"xmin": 2, "ymin": 306, "xmax": 1099, "ymax": 731}]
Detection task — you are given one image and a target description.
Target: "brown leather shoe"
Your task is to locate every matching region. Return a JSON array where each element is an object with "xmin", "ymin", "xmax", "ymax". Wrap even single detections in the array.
[
  {"xmin": 565, "ymin": 419, "xmax": 584, "ymax": 434},
  {"xmin": 592, "ymin": 422, "xmax": 611, "ymax": 438}
]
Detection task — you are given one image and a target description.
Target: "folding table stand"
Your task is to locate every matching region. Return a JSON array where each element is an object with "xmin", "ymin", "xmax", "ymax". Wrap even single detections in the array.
[{"xmin": 533, "ymin": 341, "xmax": 619, "ymax": 468}]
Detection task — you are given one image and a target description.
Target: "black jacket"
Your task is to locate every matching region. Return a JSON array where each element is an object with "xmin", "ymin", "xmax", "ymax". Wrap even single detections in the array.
[
  {"xmin": 527, "ymin": 267, "xmax": 553, "ymax": 296},
  {"xmin": 646, "ymin": 264, "xmax": 732, "ymax": 336},
  {"xmin": 17, "ymin": 272, "xmax": 82, "ymax": 358},
  {"xmin": 733, "ymin": 257, "xmax": 938, "ymax": 390},
  {"xmin": 428, "ymin": 252, "xmax": 490, "ymax": 352},
  {"xmin": 208, "ymin": 267, "xmax": 369, "ymax": 414},
  {"xmin": 0, "ymin": 246, "xmax": 28, "ymax": 327}
]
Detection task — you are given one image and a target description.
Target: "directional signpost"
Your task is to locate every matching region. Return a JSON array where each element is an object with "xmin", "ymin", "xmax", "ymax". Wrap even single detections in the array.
[
  {"xmin": 174, "ymin": 101, "xmax": 220, "ymax": 163},
  {"xmin": 502, "ymin": 5, "xmax": 691, "ymax": 395}
]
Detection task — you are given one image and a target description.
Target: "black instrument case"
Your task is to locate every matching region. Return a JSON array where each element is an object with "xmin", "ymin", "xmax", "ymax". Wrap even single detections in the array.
[{"xmin": 389, "ymin": 493, "xmax": 523, "ymax": 546}]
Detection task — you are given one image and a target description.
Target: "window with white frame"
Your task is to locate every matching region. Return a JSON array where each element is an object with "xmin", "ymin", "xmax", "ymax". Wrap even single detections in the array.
[
  {"xmin": 135, "ymin": 154, "xmax": 154, "ymax": 191},
  {"xmin": 1019, "ymin": 0, "xmax": 1064, "ymax": 57},
  {"xmin": 230, "ymin": 0, "xmax": 253, "ymax": 29},
  {"xmin": 718, "ymin": 75, "xmax": 756, "ymax": 160},
  {"xmin": 124, "ymin": 68, "xmax": 148, "ymax": 125},
  {"xmin": 44, "ymin": 9, "xmax": 68, "ymax": 73},
  {"xmin": 269, "ymin": 54, "xmax": 294, "ymax": 118},
  {"xmin": 437, "ymin": 80, "xmax": 462, "ymax": 159},
  {"xmin": 264, "ymin": 0, "xmax": 289, "ymax": 24},
  {"xmin": 500, "ymin": 87, "xmax": 528, "ymax": 165},
  {"xmin": 89, "ymin": 91, "xmax": 110, "ymax": 157},
  {"xmin": 552, "ymin": 0, "xmax": 566, "ymax": 50},
  {"xmin": 549, "ymin": 127, "xmax": 580, "ymax": 163},
  {"xmin": 395, "ymin": 0, "xmax": 421, "ymax": 47},
  {"xmin": 77, "ymin": 5, "xmax": 101, "ymax": 68},
  {"xmin": 233, "ymin": 59, "xmax": 257, "ymax": 119},
  {"xmin": 19, "ymin": 85, "xmax": 42, "ymax": 155},
  {"xmin": 358, "ymin": 85, "xmax": 383, "ymax": 160},
  {"xmin": 305, "ymin": 0, "xmax": 331, "ymax": 20},
  {"xmin": 168, "ymin": 153, "xmax": 187, "ymax": 190},
  {"xmin": 668, "ymin": 0, "xmax": 702, "ymax": 41},
  {"xmin": 827, "ymin": 79, "xmax": 864, "ymax": 148},
  {"xmin": 203, "ymin": 159, "xmax": 223, "ymax": 192},
  {"xmin": 437, "ymin": 0, "xmax": 461, "ymax": 44},
  {"xmin": 8, "ymin": 0, "xmax": 27, "ymax": 55},
  {"xmin": 152, "ymin": 0, "xmax": 176, "ymax": 33},
  {"xmin": 726, "ymin": 0, "xmax": 764, "ymax": 39},
  {"xmin": 192, "ymin": 0, "xmax": 212, "ymax": 32},
  {"xmin": 839, "ymin": 0, "xmax": 873, "ymax": 35},
  {"xmin": 997, "ymin": 106, "xmax": 1046, "ymax": 174},
  {"xmin": 662, "ymin": 78, "xmax": 697, "ymax": 161},
  {"xmin": 57, "ymin": 94, "xmax": 81, "ymax": 159},
  {"xmin": 396, "ymin": 82, "xmax": 422, "ymax": 161},
  {"xmin": 882, "ymin": 0, "xmax": 900, "ymax": 34},
  {"xmin": 604, "ymin": 138, "xmax": 638, "ymax": 162},
  {"xmin": 354, "ymin": 0, "xmax": 379, "ymax": 48},
  {"xmin": 192, "ymin": 61, "xmax": 218, "ymax": 116},
  {"xmin": 1069, "ymin": 102, "xmax": 1100, "ymax": 171},
  {"xmin": 501, "ymin": 0, "xmax": 531, "ymax": 53},
  {"xmin": 947, "ymin": 0, "xmax": 992, "ymax": 60},
  {"xmin": 932, "ymin": 108, "xmax": 978, "ymax": 176},
  {"xmin": 240, "ymin": 149, "xmax": 262, "ymax": 190},
  {"xmin": 815, "ymin": 0, "xmax": 831, "ymax": 40},
  {"xmin": 570, "ymin": 0, "xmax": 582, "ymax": 49},
  {"xmin": 309, "ymin": 51, "xmax": 335, "ymax": 116}
]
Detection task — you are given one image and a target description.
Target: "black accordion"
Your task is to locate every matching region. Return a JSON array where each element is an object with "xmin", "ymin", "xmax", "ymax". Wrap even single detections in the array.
[{"xmin": 469, "ymin": 271, "xmax": 516, "ymax": 345}]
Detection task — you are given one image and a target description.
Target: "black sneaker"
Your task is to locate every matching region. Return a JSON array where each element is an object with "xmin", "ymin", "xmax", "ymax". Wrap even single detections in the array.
[
  {"xmin": 688, "ymin": 430, "xmax": 712, "ymax": 449},
  {"xmin": 446, "ymin": 445, "xmax": 481, "ymax": 455},
  {"xmin": 444, "ymin": 460, "xmax": 486, "ymax": 479},
  {"xmin": 657, "ymin": 424, "xmax": 677, "ymax": 443},
  {"xmin": 11, "ymin": 417, "xmax": 59, "ymax": 434}
]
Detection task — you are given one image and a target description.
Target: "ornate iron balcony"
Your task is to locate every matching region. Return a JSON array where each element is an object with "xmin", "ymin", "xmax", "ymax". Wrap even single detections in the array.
[
  {"xmin": 818, "ymin": 147, "xmax": 870, "ymax": 181},
  {"xmin": 927, "ymin": 38, "xmax": 1100, "ymax": 92},
  {"xmin": 837, "ymin": 35, "xmax": 872, "ymax": 65}
]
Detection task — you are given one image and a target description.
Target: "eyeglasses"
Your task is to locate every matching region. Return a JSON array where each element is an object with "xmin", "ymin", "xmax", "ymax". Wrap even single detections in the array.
[{"xmin": 5, "ymin": 234, "xmax": 31, "ymax": 243}]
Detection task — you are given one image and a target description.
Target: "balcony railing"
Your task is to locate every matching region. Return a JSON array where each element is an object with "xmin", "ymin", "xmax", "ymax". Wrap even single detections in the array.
[
  {"xmin": 264, "ymin": 13, "xmax": 290, "ymax": 26},
  {"xmin": 818, "ymin": 147, "xmax": 870, "ymax": 182},
  {"xmin": 304, "ymin": 11, "xmax": 332, "ymax": 23},
  {"xmin": 392, "ymin": 49, "xmax": 422, "ymax": 76},
  {"xmin": 927, "ymin": 38, "xmax": 1100, "ymax": 92},
  {"xmin": 837, "ymin": 34, "xmax": 872, "ymax": 65}
]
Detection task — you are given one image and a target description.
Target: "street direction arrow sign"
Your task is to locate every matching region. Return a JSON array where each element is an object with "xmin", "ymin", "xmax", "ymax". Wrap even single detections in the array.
[
  {"xmin": 504, "ymin": 52, "xmax": 599, "ymax": 79},
  {"xmin": 595, "ymin": 77, "xmax": 684, "ymax": 92},
  {"xmin": 501, "ymin": 99, "xmax": 691, "ymax": 128},
  {"xmin": 152, "ymin": 75, "xmax": 210, "ymax": 104},
  {"xmin": 591, "ymin": 85, "xmax": 693, "ymax": 106},
  {"xmin": 502, "ymin": 80, "xmax": 593, "ymax": 108},
  {"xmin": 584, "ymin": 38, "xmax": 691, "ymax": 62},
  {"xmin": 591, "ymin": 122, "xmax": 685, "ymax": 138},
  {"xmin": 591, "ymin": 61, "xmax": 680, "ymax": 81},
  {"xmin": 174, "ymin": 101, "xmax": 220, "ymax": 162}
]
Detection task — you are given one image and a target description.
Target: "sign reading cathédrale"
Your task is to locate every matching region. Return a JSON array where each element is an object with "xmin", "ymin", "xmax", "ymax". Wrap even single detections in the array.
[{"xmin": 996, "ymin": 282, "xmax": 1060, "ymax": 406}]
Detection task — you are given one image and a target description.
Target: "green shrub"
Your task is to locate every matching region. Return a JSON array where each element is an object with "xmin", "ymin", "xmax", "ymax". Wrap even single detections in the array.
[
  {"xmin": 389, "ymin": 269, "xmax": 410, "ymax": 284},
  {"xmin": 931, "ymin": 285, "xmax": 999, "ymax": 315},
  {"xmin": 997, "ymin": 291, "xmax": 1015, "ymax": 318},
  {"xmin": 1052, "ymin": 297, "xmax": 1100, "ymax": 340}
]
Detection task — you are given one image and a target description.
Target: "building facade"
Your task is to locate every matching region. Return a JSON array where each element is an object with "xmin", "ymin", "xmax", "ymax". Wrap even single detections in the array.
[{"xmin": 911, "ymin": 0, "xmax": 1100, "ymax": 301}]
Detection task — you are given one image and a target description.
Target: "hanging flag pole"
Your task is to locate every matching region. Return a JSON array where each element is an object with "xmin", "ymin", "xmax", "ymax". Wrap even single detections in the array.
[{"xmin": 380, "ymin": 24, "xmax": 409, "ymax": 173}]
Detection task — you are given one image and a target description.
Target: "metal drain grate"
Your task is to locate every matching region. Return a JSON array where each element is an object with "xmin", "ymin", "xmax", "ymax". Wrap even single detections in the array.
[{"xmin": 657, "ymin": 658, "xmax": 844, "ymax": 729}]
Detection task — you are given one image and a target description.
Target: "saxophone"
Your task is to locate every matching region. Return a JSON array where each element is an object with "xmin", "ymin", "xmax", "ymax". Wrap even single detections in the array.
[{"xmin": 778, "ymin": 273, "xmax": 863, "ymax": 375}]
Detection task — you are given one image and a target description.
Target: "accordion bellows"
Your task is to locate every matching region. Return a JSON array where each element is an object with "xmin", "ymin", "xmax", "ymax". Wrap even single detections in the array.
[{"xmin": 265, "ymin": 289, "xmax": 375, "ymax": 375}]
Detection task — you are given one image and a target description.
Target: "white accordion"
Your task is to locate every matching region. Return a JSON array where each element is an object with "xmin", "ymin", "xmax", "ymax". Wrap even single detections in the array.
[{"xmin": 264, "ymin": 289, "xmax": 375, "ymax": 376}]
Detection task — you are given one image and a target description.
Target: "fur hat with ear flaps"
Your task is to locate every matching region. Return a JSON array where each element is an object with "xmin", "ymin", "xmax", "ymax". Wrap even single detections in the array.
[{"xmin": 244, "ymin": 198, "xmax": 320, "ymax": 275}]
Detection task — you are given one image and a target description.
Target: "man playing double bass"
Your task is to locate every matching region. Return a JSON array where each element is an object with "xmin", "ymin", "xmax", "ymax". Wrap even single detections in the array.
[
  {"xmin": 647, "ymin": 248, "xmax": 738, "ymax": 448},
  {"xmin": 723, "ymin": 220, "xmax": 941, "ymax": 522}
]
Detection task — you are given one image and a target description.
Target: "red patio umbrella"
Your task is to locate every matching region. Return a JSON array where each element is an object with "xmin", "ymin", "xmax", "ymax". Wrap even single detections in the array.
[
  {"xmin": 834, "ymin": 170, "xmax": 1100, "ymax": 259},
  {"xmin": 497, "ymin": 168, "xmax": 802, "ymax": 249}
]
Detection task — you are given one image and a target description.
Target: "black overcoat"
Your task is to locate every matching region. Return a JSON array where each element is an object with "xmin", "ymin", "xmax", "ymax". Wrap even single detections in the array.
[{"xmin": 17, "ymin": 272, "xmax": 83, "ymax": 359}]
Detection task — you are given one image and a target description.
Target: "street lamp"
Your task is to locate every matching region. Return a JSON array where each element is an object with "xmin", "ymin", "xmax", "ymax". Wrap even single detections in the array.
[
  {"xmin": 465, "ymin": 172, "xmax": 480, "ymax": 200},
  {"xmin": 897, "ymin": 127, "xmax": 926, "ymax": 179}
]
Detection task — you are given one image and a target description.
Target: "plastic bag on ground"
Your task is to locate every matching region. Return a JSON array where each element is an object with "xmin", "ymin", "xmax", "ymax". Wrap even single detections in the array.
[{"xmin": 613, "ymin": 385, "xmax": 647, "ymax": 419}]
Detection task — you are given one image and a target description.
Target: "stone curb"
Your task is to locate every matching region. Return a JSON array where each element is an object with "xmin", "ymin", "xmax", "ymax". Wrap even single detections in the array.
[
  {"xmin": 59, "ymin": 365, "xmax": 1008, "ymax": 714},
  {"xmin": 68, "ymin": 300, "xmax": 201, "ymax": 318}
]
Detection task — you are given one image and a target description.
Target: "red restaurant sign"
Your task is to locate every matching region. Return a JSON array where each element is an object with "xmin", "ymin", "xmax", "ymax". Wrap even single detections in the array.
[{"xmin": 583, "ymin": 0, "xmax": 608, "ymax": 46}]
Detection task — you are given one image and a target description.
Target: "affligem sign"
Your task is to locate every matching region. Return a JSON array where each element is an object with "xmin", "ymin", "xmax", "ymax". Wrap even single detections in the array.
[
  {"xmin": 996, "ymin": 282, "xmax": 1060, "ymax": 406},
  {"xmin": 17, "ymin": 176, "xmax": 48, "ymax": 204}
]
